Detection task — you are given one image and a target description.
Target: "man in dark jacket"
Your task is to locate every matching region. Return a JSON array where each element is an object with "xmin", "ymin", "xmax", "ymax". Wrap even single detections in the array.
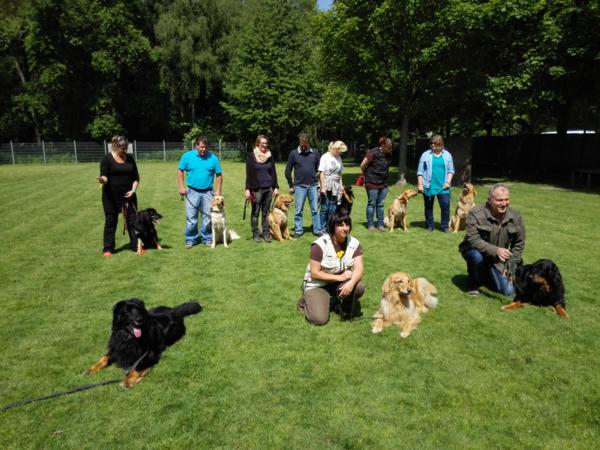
[
  {"xmin": 285, "ymin": 133, "xmax": 321, "ymax": 237},
  {"xmin": 459, "ymin": 183, "xmax": 525, "ymax": 296}
]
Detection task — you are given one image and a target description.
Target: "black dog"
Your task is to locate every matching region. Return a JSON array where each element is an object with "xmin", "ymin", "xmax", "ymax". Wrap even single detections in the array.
[
  {"xmin": 132, "ymin": 208, "xmax": 163, "ymax": 254},
  {"xmin": 86, "ymin": 298, "xmax": 203, "ymax": 388},
  {"xmin": 336, "ymin": 185, "xmax": 354, "ymax": 215},
  {"xmin": 501, "ymin": 259, "xmax": 567, "ymax": 318}
]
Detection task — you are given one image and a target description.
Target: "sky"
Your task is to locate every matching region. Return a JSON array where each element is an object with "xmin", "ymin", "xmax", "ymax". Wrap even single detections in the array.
[{"xmin": 317, "ymin": 0, "xmax": 333, "ymax": 11}]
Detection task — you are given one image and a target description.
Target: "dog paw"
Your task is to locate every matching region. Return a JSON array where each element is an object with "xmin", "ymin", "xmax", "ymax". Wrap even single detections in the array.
[{"xmin": 400, "ymin": 331, "xmax": 410, "ymax": 338}]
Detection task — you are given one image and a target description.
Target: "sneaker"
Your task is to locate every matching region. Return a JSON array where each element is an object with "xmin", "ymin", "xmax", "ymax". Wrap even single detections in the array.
[
  {"xmin": 203, "ymin": 241, "xmax": 213, "ymax": 246},
  {"xmin": 368, "ymin": 226, "xmax": 376, "ymax": 232},
  {"xmin": 184, "ymin": 242, "xmax": 194, "ymax": 249},
  {"xmin": 426, "ymin": 227, "xmax": 434, "ymax": 232},
  {"xmin": 377, "ymin": 225, "xmax": 386, "ymax": 232},
  {"xmin": 467, "ymin": 288, "xmax": 480, "ymax": 296},
  {"xmin": 102, "ymin": 251, "xmax": 113, "ymax": 257},
  {"xmin": 263, "ymin": 232, "xmax": 272, "ymax": 243},
  {"xmin": 294, "ymin": 232, "xmax": 304, "ymax": 239}
]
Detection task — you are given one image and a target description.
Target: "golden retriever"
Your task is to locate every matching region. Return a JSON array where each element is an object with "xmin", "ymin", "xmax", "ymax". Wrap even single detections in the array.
[
  {"xmin": 384, "ymin": 189, "xmax": 418, "ymax": 232},
  {"xmin": 210, "ymin": 196, "xmax": 240, "ymax": 248},
  {"xmin": 371, "ymin": 272, "xmax": 438, "ymax": 338},
  {"xmin": 449, "ymin": 183, "xmax": 476, "ymax": 233},
  {"xmin": 268, "ymin": 194, "xmax": 293, "ymax": 241}
]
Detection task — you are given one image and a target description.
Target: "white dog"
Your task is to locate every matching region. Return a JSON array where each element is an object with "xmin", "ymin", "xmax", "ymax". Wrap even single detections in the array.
[{"xmin": 210, "ymin": 196, "xmax": 240, "ymax": 248}]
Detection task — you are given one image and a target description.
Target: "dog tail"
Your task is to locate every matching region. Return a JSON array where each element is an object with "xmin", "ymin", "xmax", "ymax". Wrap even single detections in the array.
[
  {"xmin": 227, "ymin": 230, "xmax": 241, "ymax": 241},
  {"xmin": 174, "ymin": 301, "xmax": 203, "ymax": 317},
  {"xmin": 426, "ymin": 295, "xmax": 439, "ymax": 309}
]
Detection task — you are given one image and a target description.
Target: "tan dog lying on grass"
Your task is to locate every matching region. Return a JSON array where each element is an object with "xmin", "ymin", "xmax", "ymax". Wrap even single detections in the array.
[
  {"xmin": 372, "ymin": 272, "xmax": 438, "ymax": 338},
  {"xmin": 449, "ymin": 183, "xmax": 476, "ymax": 233},
  {"xmin": 210, "ymin": 196, "xmax": 240, "ymax": 248},
  {"xmin": 384, "ymin": 189, "xmax": 418, "ymax": 232},
  {"xmin": 268, "ymin": 194, "xmax": 293, "ymax": 241}
]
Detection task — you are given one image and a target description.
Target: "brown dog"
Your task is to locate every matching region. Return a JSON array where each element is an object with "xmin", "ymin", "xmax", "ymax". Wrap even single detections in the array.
[
  {"xmin": 384, "ymin": 189, "xmax": 418, "ymax": 232},
  {"xmin": 449, "ymin": 183, "xmax": 476, "ymax": 233},
  {"xmin": 372, "ymin": 272, "xmax": 438, "ymax": 338},
  {"xmin": 268, "ymin": 194, "xmax": 293, "ymax": 241}
]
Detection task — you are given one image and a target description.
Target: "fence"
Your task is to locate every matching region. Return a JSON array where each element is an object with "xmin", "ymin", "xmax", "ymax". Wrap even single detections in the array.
[{"xmin": 0, "ymin": 140, "xmax": 247, "ymax": 164}]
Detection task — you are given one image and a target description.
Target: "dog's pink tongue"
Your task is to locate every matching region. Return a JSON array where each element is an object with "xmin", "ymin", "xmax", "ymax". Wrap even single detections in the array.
[{"xmin": 133, "ymin": 328, "xmax": 142, "ymax": 338}]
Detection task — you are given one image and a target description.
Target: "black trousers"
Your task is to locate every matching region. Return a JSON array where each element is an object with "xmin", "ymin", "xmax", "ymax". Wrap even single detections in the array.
[
  {"xmin": 251, "ymin": 188, "xmax": 273, "ymax": 236},
  {"xmin": 102, "ymin": 193, "xmax": 137, "ymax": 252}
]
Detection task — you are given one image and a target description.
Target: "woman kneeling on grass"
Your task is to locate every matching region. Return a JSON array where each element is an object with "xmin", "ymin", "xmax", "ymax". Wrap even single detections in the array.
[{"xmin": 298, "ymin": 211, "xmax": 365, "ymax": 325}]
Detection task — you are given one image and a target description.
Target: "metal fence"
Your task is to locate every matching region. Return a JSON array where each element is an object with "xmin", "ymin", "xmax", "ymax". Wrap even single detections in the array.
[{"xmin": 0, "ymin": 140, "xmax": 247, "ymax": 164}]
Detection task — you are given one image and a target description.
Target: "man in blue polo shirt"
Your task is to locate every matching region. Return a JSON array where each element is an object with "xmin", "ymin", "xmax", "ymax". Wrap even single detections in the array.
[
  {"xmin": 177, "ymin": 136, "xmax": 223, "ymax": 248},
  {"xmin": 285, "ymin": 133, "xmax": 321, "ymax": 237}
]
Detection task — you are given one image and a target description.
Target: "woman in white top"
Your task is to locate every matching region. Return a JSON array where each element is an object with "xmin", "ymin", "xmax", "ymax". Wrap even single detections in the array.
[
  {"xmin": 298, "ymin": 211, "xmax": 365, "ymax": 325},
  {"xmin": 317, "ymin": 140, "xmax": 347, "ymax": 234}
]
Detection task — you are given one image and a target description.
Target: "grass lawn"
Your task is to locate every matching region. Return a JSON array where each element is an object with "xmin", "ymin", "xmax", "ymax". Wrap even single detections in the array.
[{"xmin": 1, "ymin": 161, "xmax": 599, "ymax": 449}]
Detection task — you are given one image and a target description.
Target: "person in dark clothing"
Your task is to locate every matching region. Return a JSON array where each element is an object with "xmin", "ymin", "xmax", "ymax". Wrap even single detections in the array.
[
  {"xmin": 245, "ymin": 135, "xmax": 279, "ymax": 242},
  {"xmin": 97, "ymin": 135, "xmax": 139, "ymax": 256},
  {"xmin": 284, "ymin": 133, "xmax": 321, "ymax": 237},
  {"xmin": 360, "ymin": 137, "xmax": 393, "ymax": 231}
]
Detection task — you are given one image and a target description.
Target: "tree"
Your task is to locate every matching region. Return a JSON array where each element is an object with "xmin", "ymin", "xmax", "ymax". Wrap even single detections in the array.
[
  {"xmin": 155, "ymin": 0, "xmax": 231, "ymax": 134},
  {"xmin": 321, "ymin": 0, "xmax": 453, "ymax": 183},
  {"xmin": 221, "ymin": 0, "xmax": 319, "ymax": 158}
]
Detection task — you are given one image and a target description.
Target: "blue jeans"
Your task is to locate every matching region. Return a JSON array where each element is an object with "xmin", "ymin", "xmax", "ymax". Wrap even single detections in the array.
[
  {"xmin": 319, "ymin": 192, "xmax": 338, "ymax": 234},
  {"xmin": 294, "ymin": 184, "xmax": 320, "ymax": 235},
  {"xmin": 423, "ymin": 192, "xmax": 450, "ymax": 231},
  {"xmin": 461, "ymin": 249, "xmax": 515, "ymax": 296},
  {"xmin": 185, "ymin": 188, "xmax": 213, "ymax": 245},
  {"xmin": 366, "ymin": 187, "xmax": 388, "ymax": 227}
]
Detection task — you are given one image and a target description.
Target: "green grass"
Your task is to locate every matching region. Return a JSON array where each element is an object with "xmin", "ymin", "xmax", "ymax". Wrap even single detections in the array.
[{"xmin": 1, "ymin": 161, "xmax": 599, "ymax": 449}]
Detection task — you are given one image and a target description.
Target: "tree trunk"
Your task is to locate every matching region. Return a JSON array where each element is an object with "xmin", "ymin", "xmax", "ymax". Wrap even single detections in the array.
[
  {"xmin": 13, "ymin": 59, "xmax": 41, "ymax": 143},
  {"xmin": 397, "ymin": 112, "xmax": 409, "ymax": 185}
]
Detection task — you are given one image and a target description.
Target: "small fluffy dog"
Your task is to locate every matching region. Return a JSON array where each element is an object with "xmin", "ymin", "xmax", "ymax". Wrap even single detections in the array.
[
  {"xmin": 501, "ymin": 259, "xmax": 567, "ymax": 318},
  {"xmin": 132, "ymin": 208, "xmax": 163, "ymax": 255},
  {"xmin": 372, "ymin": 272, "xmax": 438, "ymax": 338},
  {"xmin": 210, "ymin": 195, "xmax": 240, "ymax": 248},
  {"xmin": 86, "ymin": 298, "xmax": 202, "ymax": 388},
  {"xmin": 384, "ymin": 189, "xmax": 418, "ymax": 232},
  {"xmin": 336, "ymin": 185, "xmax": 354, "ymax": 215},
  {"xmin": 449, "ymin": 183, "xmax": 476, "ymax": 233},
  {"xmin": 268, "ymin": 194, "xmax": 293, "ymax": 241}
]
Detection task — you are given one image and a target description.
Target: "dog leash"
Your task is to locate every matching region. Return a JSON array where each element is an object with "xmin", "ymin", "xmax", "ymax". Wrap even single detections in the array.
[
  {"xmin": 180, "ymin": 194, "xmax": 212, "ymax": 219},
  {"xmin": 1, "ymin": 351, "xmax": 150, "ymax": 412},
  {"xmin": 122, "ymin": 196, "xmax": 139, "ymax": 235}
]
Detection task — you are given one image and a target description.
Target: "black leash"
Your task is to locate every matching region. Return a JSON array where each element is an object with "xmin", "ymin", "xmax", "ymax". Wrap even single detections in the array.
[
  {"xmin": 2, "ymin": 350, "xmax": 150, "ymax": 412},
  {"xmin": 242, "ymin": 198, "xmax": 248, "ymax": 220},
  {"xmin": 269, "ymin": 193, "xmax": 279, "ymax": 212},
  {"xmin": 1, "ymin": 378, "xmax": 121, "ymax": 412},
  {"xmin": 180, "ymin": 194, "xmax": 212, "ymax": 219},
  {"xmin": 122, "ymin": 196, "xmax": 138, "ymax": 236}
]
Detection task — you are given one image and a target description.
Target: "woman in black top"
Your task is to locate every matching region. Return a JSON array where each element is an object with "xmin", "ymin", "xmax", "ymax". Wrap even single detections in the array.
[
  {"xmin": 245, "ymin": 135, "xmax": 279, "ymax": 242},
  {"xmin": 360, "ymin": 136, "xmax": 393, "ymax": 231},
  {"xmin": 97, "ymin": 135, "xmax": 139, "ymax": 256}
]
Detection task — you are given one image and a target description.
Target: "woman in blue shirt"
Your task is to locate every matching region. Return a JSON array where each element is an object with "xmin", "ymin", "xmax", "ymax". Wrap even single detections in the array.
[{"xmin": 417, "ymin": 135, "xmax": 454, "ymax": 232}]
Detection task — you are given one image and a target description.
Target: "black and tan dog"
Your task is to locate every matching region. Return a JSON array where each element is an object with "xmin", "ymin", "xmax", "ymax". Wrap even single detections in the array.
[
  {"xmin": 336, "ymin": 185, "xmax": 355, "ymax": 215},
  {"xmin": 501, "ymin": 259, "xmax": 568, "ymax": 318},
  {"xmin": 86, "ymin": 299, "xmax": 203, "ymax": 388},
  {"xmin": 132, "ymin": 208, "xmax": 163, "ymax": 255}
]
